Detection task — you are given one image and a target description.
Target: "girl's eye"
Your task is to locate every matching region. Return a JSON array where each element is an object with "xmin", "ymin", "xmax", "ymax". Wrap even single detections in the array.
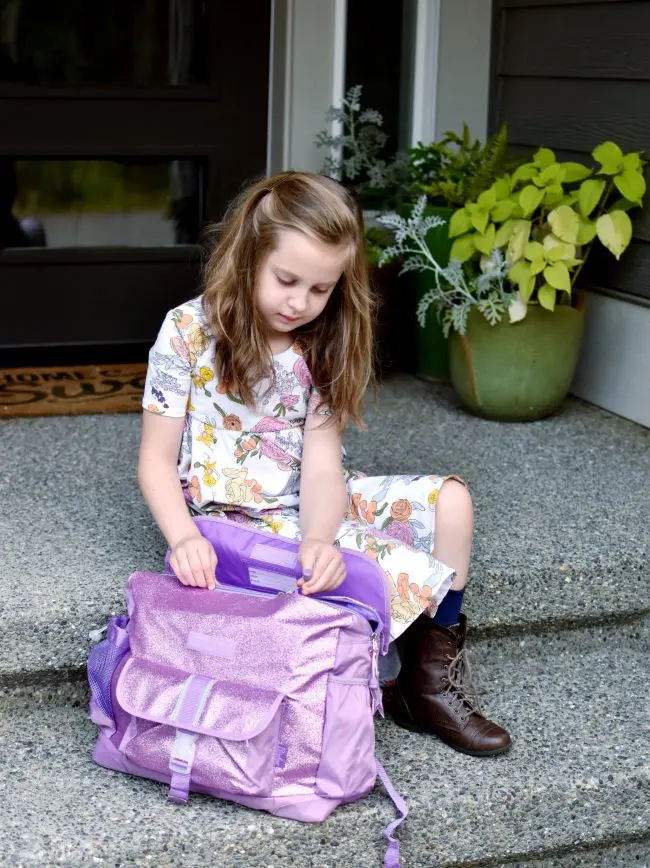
[
  {"xmin": 277, "ymin": 276, "xmax": 296, "ymax": 286},
  {"xmin": 312, "ymin": 287, "xmax": 329, "ymax": 295}
]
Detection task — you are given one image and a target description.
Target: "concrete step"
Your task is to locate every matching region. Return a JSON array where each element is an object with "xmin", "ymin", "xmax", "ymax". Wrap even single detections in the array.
[
  {"xmin": 504, "ymin": 839, "xmax": 650, "ymax": 868},
  {"xmin": 1, "ymin": 376, "xmax": 648, "ymax": 685},
  {"xmin": 1, "ymin": 620, "xmax": 648, "ymax": 867}
]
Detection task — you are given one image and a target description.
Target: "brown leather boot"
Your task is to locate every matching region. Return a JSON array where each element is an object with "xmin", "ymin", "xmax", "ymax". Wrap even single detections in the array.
[{"xmin": 388, "ymin": 614, "xmax": 512, "ymax": 756}]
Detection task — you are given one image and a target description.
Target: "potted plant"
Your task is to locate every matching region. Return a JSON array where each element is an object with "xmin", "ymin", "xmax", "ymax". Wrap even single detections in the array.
[
  {"xmin": 378, "ymin": 141, "xmax": 646, "ymax": 421},
  {"xmin": 315, "ymin": 87, "xmax": 512, "ymax": 379},
  {"xmin": 399, "ymin": 124, "xmax": 511, "ymax": 381}
]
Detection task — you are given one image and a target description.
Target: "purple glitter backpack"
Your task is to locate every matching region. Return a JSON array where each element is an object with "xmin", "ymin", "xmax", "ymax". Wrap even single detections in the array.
[{"xmin": 88, "ymin": 516, "xmax": 407, "ymax": 867}]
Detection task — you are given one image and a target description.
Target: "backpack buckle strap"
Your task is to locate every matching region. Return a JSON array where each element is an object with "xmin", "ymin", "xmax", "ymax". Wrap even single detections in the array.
[
  {"xmin": 167, "ymin": 729, "xmax": 198, "ymax": 804},
  {"xmin": 166, "ymin": 674, "xmax": 215, "ymax": 805}
]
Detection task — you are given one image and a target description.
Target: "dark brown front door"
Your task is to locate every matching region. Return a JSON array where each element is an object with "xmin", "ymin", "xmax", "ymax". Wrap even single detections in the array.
[{"xmin": 0, "ymin": 0, "xmax": 270, "ymax": 361}]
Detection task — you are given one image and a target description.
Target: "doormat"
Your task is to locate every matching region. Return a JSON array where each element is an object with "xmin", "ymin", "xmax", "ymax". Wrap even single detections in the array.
[{"xmin": 0, "ymin": 363, "xmax": 147, "ymax": 418}]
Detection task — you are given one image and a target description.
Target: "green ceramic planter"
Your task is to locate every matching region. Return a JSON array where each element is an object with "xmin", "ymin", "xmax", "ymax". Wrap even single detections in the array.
[{"xmin": 449, "ymin": 305, "xmax": 585, "ymax": 421}]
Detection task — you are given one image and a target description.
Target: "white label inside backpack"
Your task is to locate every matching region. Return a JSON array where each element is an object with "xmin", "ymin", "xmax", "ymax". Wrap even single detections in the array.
[
  {"xmin": 249, "ymin": 543, "xmax": 298, "ymax": 569},
  {"xmin": 248, "ymin": 567, "xmax": 297, "ymax": 593}
]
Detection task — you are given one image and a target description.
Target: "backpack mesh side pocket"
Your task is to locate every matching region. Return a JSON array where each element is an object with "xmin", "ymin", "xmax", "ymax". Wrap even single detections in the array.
[{"xmin": 87, "ymin": 615, "xmax": 129, "ymax": 721}]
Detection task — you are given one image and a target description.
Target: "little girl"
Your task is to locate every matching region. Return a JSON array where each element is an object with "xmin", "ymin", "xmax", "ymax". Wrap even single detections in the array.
[{"xmin": 138, "ymin": 171, "xmax": 511, "ymax": 757}]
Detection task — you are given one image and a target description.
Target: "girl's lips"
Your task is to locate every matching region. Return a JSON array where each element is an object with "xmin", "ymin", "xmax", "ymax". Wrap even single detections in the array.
[{"xmin": 279, "ymin": 314, "xmax": 300, "ymax": 323}]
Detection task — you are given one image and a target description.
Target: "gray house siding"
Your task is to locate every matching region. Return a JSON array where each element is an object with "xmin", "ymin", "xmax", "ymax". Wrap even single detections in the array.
[{"xmin": 490, "ymin": 0, "xmax": 650, "ymax": 303}]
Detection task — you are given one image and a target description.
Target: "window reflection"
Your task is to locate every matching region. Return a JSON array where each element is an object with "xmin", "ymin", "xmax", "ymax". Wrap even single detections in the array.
[
  {"xmin": 0, "ymin": 158, "xmax": 203, "ymax": 248},
  {"xmin": 0, "ymin": 0, "xmax": 205, "ymax": 86}
]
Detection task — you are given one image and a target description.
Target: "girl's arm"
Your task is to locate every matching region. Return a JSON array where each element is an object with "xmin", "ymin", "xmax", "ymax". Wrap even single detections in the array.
[
  {"xmin": 138, "ymin": 411, "xmax": 217, "ymax": 588},
  {"xmin": 297, "ymin": 413, "xmax": 348, "ymax": 594}
]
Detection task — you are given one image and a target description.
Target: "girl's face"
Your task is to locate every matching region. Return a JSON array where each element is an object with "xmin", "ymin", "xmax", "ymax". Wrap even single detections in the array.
[{"xmin": 255, "ymin": 229, "xmax": 348, "ymax": 342}]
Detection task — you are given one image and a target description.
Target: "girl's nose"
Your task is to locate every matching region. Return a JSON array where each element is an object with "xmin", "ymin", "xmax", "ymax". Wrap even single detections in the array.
[{"xmin": 288, "ymin": 289, "xmax": 308, "ymax": 313}]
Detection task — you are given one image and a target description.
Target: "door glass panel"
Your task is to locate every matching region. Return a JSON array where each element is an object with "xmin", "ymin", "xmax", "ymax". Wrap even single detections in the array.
[
  {"xmin": 0, "ymin": 0, "xmax": 206, "ymax": 86},
  {"xmin": 1, "ymin": 158, "xmax": 204, "ymax": 248}
]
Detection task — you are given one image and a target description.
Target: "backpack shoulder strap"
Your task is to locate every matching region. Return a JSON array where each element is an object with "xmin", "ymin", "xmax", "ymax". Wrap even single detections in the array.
[{"xmin": 375, "ymin": 759, "xmax": 409, "ymax": 868}]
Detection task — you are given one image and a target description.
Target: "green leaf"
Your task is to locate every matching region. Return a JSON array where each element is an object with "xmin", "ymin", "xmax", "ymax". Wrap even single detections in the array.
[
  {"xmin": 592, "ymin": 141, "xmax": 623, "ymax": 175},
  {"xmin": 543, "ymin": 183, "xmax": 565, "ymax": 206},
  {"xmin": 596, "ymin": 210, "xmax": 633, "ymax": 260},
  {"xmin": 494, "ymin": 219, "xmax": 517, "ymax": 247},
  {"xmin": 508, "ymin": 261, "xmax": 535, "ymax": 302},
  {"xmin": 548, "ymin": 205, "xmax": 580, "ymax": 243},
  {"xmin": 450, "ymin": 234, "xmax": 476, "ymax": 263},
  {"xmin": 544, "ymin": 262, "xmax": 571, "ymax": 293},
  {"xmin": 533, "ymin": 147, "xmax": 555, "ymax": 168},
  {"xmin": 534, "ymin": 163, "xmax": 565, "ymax": 187},
  {"xmin": 468, "ymin": 205, "xmax": 490, "ymax": 235},
  {"xmin": 542, "ymin": 234, "xmax": 564, "ymax": 252},
  {"xmin": 511, "ymin": 163, "xmax": 538, "ymax": 185},
  {"xmin": 576, "ymin": 216, "xmax": 597, "ymax": 245},
  {"xmin": 524, "ymin": 241, "xmax": 545, "ymax": 261},
  {"xmin": 493, "ymin": 177, "xmax": 511, "ymax": 199},
  {"xmin": 578, "ymin": 178, "xmax": 606, "ymax": 217},
  {"xmin": 449, "ymin": 208, "xmax": 472, "ymax": 238},
  {"xmin": 613, "ymin": 169, "xmax": 646, "ymax": 205},
  {"xmin": 490, "ymin": 199, "xmax": 518, "ymax": 222},
  {"xmin": 473, "ymin": 223, "xmax": 496, "ymax": 254},
  {"xmin": 530, "ymin": 258, "xmax": 546, "ymax": 276},
  {"xmin": 509, "ymin": 260, "xmax": 530, "ymax": 284},
  {"xmin": 560, "ymin": 162, "xmax": 592, "ymax": 183},
  {"xmin": 537, "ymin": 283, "xmax": 556, "ymax": 311},
  {"xmin": 477, "ymin": 187, "xmax": 497, "ymax": 208},
  {"xmin": 621, "ymin": 152, "xmax": 643, "ymax": 172},
  {"xmin": 507, "ymin": 220, "xmax": 531, "ymax": 262},
  {"xmin": 519, "ymin": 185, "xmax": 544, "ymax": 217},
  {"xmin": 546, "ymin": 241, "xmax": 576, "ymax": 262},
  {"xmin": 610, "ymin": 197, "xmax": 639, "ymax": 213},
  {"xmin": 519, "ymin": 275, "xmax": 536, "ymax": 304}
]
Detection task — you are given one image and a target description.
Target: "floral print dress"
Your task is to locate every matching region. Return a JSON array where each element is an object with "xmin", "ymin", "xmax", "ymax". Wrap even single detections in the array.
[{"xmin": 143, "ymin": 296, "xmax": 458, "ymax": 642}]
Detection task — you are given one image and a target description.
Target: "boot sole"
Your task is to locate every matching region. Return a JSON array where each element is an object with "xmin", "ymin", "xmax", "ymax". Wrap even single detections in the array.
[{"xmin": 390, "ymin": 710, "xmax": 512, "ymax": 757}]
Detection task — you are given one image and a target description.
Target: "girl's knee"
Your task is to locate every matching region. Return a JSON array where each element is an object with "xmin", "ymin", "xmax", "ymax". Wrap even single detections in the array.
[{"xmin": 438, "ymin": 478, "xmax": 473, "ymax": 520}]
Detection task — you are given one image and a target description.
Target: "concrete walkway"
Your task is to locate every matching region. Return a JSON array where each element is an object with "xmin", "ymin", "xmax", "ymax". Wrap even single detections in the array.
[{"xmin": 1, "ymin": 376, "xmax": 649, "ymax": 866}]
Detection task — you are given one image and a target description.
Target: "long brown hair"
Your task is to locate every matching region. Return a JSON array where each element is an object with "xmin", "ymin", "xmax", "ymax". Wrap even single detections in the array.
[{"xmin": 202, "ymin": 171, "xmax": 375, "ymax": 429}]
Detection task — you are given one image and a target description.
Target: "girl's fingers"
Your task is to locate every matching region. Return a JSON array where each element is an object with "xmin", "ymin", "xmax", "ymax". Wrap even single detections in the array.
[
  {"xmin": 302, "ymin": 555, "xmax": 342, "ymax": 595},
  {"xmin": 188, "ymin": 549, "xmax": 209, "ymax": 588},
  {"xmin": 210, "ymin": 549, "xmax": 219, "ymax": 581},
  {"xmin": 198, "ymin": 545, "xmax": 216, "ymax": 589},
  {"xmin": 331, "ymin": 564, "xmax": 346, "ymax": 591},
  {"xmin": 177, "ymin": 550, "xmax": 198, "ymax": 586}
]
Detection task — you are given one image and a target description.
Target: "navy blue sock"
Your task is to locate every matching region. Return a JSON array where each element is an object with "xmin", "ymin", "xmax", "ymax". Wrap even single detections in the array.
[{"xmin": 430, "ymin": 588, "xmax": 464, "ymax": 627}]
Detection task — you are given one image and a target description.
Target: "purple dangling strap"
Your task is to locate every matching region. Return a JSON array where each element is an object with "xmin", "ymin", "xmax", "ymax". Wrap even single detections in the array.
[{"xmin": 375, "ymin": 759, "xmax": 408, "ymax": 868}]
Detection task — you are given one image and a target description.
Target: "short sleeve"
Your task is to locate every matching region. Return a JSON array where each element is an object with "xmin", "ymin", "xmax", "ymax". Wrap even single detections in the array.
[
  {"xmin": 142, "ymin": 308, "xmax": 193, "ymax": 417},
  {"xmin": 307, "ymin": 386, "xmax": 332, "ymax": 418}
]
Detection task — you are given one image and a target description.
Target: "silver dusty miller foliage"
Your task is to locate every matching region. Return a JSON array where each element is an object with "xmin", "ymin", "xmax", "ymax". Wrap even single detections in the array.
[
  {"xmin": 316, "ymin": 85, "xmax": 407, "ymax": 192},
  {"xmin": 378, "ymin": 196, "xmax": 517, "ymax": 336}
]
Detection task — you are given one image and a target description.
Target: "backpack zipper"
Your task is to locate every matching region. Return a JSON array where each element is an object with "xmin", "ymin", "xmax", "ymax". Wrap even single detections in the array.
[{"xmin": 175, "ymin": 577, "xmax": 378, "ymax": 638}]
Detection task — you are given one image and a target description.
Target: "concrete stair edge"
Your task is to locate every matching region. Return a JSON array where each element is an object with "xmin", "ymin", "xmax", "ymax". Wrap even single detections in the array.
[{"xmin": 1, "ymin": 620, "xmax": 648, "ymax": 868}]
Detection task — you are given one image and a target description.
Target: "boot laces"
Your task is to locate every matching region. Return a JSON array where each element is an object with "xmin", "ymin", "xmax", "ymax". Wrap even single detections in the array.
[{"xmin": 445, "ymin": 647, "xmax": 483, "ymax": 718}]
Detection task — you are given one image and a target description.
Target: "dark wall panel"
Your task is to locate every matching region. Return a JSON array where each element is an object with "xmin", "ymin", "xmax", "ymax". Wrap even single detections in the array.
[
  {"xmin": 492, "ymin": 0, "xmax": 650, "ymax": 301},
  {"xmin": 503, "ymin": 0, "xmax": 631, "ymax": 7},
  {"xmin": 501, "ymin": 3, "xmax": 650, "ymax": 78},
  {"xmin": 500, "ymin": 79, "xmax": 650, "ymax": 153},
  {"xmin": 0, "ymin": 258, "xmax": 201, "ymax": 347}
]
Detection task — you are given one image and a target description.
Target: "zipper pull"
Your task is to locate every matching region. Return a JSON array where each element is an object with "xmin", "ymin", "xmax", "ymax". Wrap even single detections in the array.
[{"xmin": 369, "ymin": 632, "xmax": 384, "ymax": 717}]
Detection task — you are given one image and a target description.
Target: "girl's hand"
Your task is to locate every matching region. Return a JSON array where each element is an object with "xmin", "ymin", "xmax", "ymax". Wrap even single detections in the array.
[
  {"xmin": 169, "ymin": 533, "xmax": 218, "ymax": 590},
  {"xmin": 298, "ymin": 538, "xmax": 346, "ymax": 595}
]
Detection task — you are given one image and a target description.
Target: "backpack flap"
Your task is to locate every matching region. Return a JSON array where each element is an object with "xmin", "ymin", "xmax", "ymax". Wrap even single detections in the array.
[
  {"xmin": 115, "ymin": 657, "xmax": 287, "ymax": 804},
  {"xmin": 166, "ymin": 515, "xmax": 392, "ymax": 654}
]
